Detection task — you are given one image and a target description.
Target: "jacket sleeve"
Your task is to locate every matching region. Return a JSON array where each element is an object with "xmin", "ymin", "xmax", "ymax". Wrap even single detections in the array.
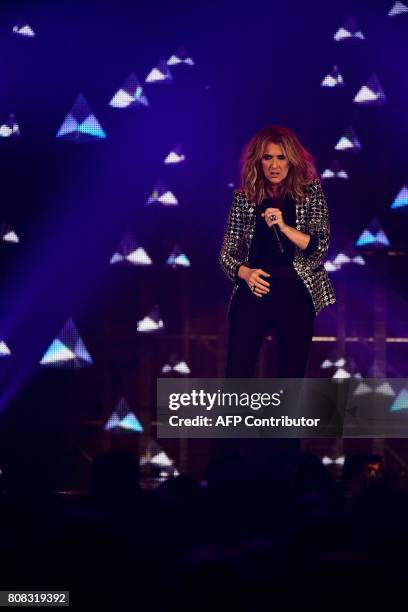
[
  {"xmin": 219, "ymin": 191, "xmax": 246, "ymax": 282},
  {"xmin": 300, "ymin": 178, "xmax": 330, "ymax": 269}
]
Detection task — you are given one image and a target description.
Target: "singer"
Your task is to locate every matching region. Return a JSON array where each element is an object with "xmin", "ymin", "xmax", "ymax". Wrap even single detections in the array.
[{"xmin": 219, "ymin": 125, "xmax": 336, "ymax": 377}]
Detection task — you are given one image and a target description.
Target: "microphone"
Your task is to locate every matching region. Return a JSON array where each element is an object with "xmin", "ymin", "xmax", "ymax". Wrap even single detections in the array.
[
  {"xmin": 271, "ymin": 223, "xmax": 285, "ymax": 254},
  {"xmin": 260, "ymin": 203, "xmax": 285, "ymax": 253}
]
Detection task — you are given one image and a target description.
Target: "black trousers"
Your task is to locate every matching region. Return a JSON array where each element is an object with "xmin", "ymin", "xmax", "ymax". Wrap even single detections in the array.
[{"xmin": 225, "ymin": 274, "xmax": 315, "ymax": 378}]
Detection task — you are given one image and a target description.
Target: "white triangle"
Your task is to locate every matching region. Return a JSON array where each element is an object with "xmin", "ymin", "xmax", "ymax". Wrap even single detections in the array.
[
  {"xmin": 3, "ymin": 231, "xmax": 19, "ymax": 243},
  {"xmin": 354, "ymin": 86, "xmax": 377, "ymax": 103},
  {"xmin": 0, "ymin": 341, "xmax": 11, "ymax": 356},
  {"xmin": 41, "ymin": 339, "xmax": 76, "ymax": 364},
  {"xmin": 335, "ymin": 137, "xmax": 353, "ymax": 150},
  {"xmin": 146, "ymin": 68, "xmax": 165, "ymax": 83},
  {"xmin": 334, "ymin": 27, "xmax": 351, "ymax": 41},
  {"xmin": 126, "ymin": 248, "xmax": 152, "ymax": 265},
  {"xmin": 110, "ymin": 252, "xmax": 124, "ymax": 263},
  {"xmin": 375, "ymin": 382, "xmax": 395, "ymax": 397},
  {"xmin": 333, "ymin": 368, "xmax": 351, "ymax": 379},
  {"xmin": 389, "ymin": 1, "xmax": 408, "ymax": 16},
  {"xmin": 150, "ymin": 451, "xmax": 173, "ymax": 467},
  {"xmin": 174, "ymin": 361, "xmax": 191, "ymax": 374},
  {"xmin": 110, "ymin": 89, "xmax": 134, "ymax": 108},
  {"xmin": 0, "ymin": 125, "xmax": 13, "ymax": 137},
  {"xmin": 353, "ymin": 382, "xmax": 372, "ymax": 395},
  {"xmin": 322, "ymin": 75, "xmax": 337, "ymax": 87}
]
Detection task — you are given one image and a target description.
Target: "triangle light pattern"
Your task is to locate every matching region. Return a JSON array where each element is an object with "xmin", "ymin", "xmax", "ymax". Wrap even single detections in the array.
[
  {"xmin": 334, "ymin": 17, "xmax": 365, "ymax": 41},
  {"xmin": 110, "ymin": 232, "xmax": 152, "ymax": 266},
  {"xmin": 0, "ymin": 223, "xmax": 20, "ymax": 243},
  {"xmin": 353, "ymin": 74, "xmax": 386, "ymax": 106},
  {"xmin": 167, "ymin": 46, "xmax": 194, "ymax": 66},
  {"xmin": 335, "ymin": 127, "xmax": 361, "ymax": 152},
  {"xmin": 390, "ymin": 389, "xmax": 408, "ymax": 412},
  {"xmin": 391, "ymin": 185, "xmax": 408, "ymax": 209},
  {"xmin": 388, "ymin": 2, "xmax": 408, "ymax": 16},
  {"xmin": 356, "ymin": 218, "xmax": 390, "ymax": 248},
  {"xmin": 12, "ymin": 23, "xmax": 35, "ymax": 37},
  {"xmin": 109, "ymin": 73, "xmax": 149, "ymax": 108},
  {"xmin": 164, "ymin": 146, "xmax": 185, "ymax": 164},
  {"xmin": 104, "ymin": 398, "xmax": 143, "ymax": 433},
  {"xmin": 321, "ymin": 160, "xmax": 348, "ymax": 180},
  {"xmin": 56, "ymin": 94, "xmax": 107, "ymax": 141},
  {"xmin": 161, "ymin": 352, "xmax": 191, "ymax": 375},
  {"xmin": 146, "ymin": 182, "xmax": 178, "ymax": 206},
  {"xmin": 166, "ymin": 244, "xmax": 191, "ymax": 268},
  {"xmin": 40, "ymin": 318, "xmax": 93, "ymax": 368},
  {"xmin": 321, "ymin": 65, "xmax": 344, "ymax": 88},
  {"xmin": 0, "ymin": 114, "xmax": 20, "ymax": 138},
  {"xmin": 137, "ymin": 305, "xmax": 164, "ymax": 333},
  {"xmin": 0, "ymin": 341, "xmax": 11, "ymax": 357},
  {"xmin": 145, "ymin": 59, "xmax": 173, "ymax": 83}
]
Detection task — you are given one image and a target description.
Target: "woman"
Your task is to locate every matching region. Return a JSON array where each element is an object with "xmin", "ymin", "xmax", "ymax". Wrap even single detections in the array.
[{"xmin": 219, "ymin": 125, "xmax": 336, "ymax": 378}]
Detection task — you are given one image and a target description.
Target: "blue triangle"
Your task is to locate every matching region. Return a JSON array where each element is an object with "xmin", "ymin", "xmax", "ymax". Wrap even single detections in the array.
[{"xmin": 390, "ymin": 389, "xmax": 408, "ymax": 412}]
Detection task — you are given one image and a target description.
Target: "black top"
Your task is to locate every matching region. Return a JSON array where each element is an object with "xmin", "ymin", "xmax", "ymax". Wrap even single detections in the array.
[{"xmin": 247, "ymin": 196, "xmax": 298, "ymax": 278}]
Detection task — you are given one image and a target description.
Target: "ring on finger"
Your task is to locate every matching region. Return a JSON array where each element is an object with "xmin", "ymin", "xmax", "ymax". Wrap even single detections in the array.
[{"xmin": 251, "ymin": 284, "xmax": 256, "ymax": 292}]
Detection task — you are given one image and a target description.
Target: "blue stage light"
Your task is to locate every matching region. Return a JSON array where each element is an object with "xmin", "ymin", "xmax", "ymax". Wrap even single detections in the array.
[
  {"xmin": 356, "ymin": 218, "xmax": 390, "ymax": 248},
  {"xmin": 40, "ymin": 319, "xmax": 93, "ymax": 368},
  {"xmin": 390, "ymin": 389, "xmax": 408, "ymax": 412},
  {"xmin": 391, "ymin": 185, "xmax": 408, "ymax": 209},
  {"xmin": 56, "ymin": 94, "xmax": 107, "ymax": 142},
  {"xmin": 105, "ymin": 398, "xmax": 143, "ymax": 433},
  {"xmin": 165, "ymin": 244, "xmax": 190, "ymax": 268},
  {"xmin": 334, "ymin": 127, "xmax": 361, "ymax": 152}
]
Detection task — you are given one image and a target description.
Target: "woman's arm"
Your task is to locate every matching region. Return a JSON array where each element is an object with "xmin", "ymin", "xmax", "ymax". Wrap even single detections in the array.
[
  {"xmin": 262, "ymin": 209, "xmax": 311, "ymax": 250},
  {"xmin": 219, "ymin": 191, "xmax": 246, "ymax": 282},
  {"xmin": 300, "ymin": 178, "xmax": 330, "ymax": 268},
  {"xmin": 280, "ymin": 224, "xmax": 310, "ymax": 250},
  {"xmin": 262, "ymin": 178, "xmax": 330, "ymax": 268}
]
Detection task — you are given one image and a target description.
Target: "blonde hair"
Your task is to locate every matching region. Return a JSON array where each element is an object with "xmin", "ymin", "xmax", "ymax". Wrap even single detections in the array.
[{"xmin": 240, "ymin": 125, "xmax": 317, "ymax": 204}]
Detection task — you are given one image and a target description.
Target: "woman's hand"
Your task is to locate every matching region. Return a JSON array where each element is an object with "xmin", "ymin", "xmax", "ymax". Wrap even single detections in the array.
[
  {"xmin": 261, "ymin": 207, "xmax": 287, "ymax": 231},
  {"xmin": 238, "ymin": 265, "xmax": 270, "ymax": 297}
]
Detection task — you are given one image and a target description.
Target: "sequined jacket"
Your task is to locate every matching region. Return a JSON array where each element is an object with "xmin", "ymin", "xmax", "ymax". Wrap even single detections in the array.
[{"xmin": 219, "ymin": 178, "xmax": 336, "ymax": 316}]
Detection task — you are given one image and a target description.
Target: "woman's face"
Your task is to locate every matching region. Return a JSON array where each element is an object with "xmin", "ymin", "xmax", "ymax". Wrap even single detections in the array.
[{"xmin": 260, "ymin": 141, "xmax": 290, "ymax": 187}]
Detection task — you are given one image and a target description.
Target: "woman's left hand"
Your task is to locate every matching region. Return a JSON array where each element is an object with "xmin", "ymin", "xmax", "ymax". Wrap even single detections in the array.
[{"xmin": 261, "ymin": 208, "xmax": 287, "ymax": 231}]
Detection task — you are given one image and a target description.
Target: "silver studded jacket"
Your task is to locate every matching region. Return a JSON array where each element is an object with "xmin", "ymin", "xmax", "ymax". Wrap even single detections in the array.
[{"xmin": 219, "ymin": 178, "xmax": 336, "ymax": 316}]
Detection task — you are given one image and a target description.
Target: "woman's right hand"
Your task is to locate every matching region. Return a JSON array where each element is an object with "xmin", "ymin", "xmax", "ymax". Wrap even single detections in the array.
[{"xmin": 238, "ymin": 266, "xmax": 270, "ymax": 297}]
